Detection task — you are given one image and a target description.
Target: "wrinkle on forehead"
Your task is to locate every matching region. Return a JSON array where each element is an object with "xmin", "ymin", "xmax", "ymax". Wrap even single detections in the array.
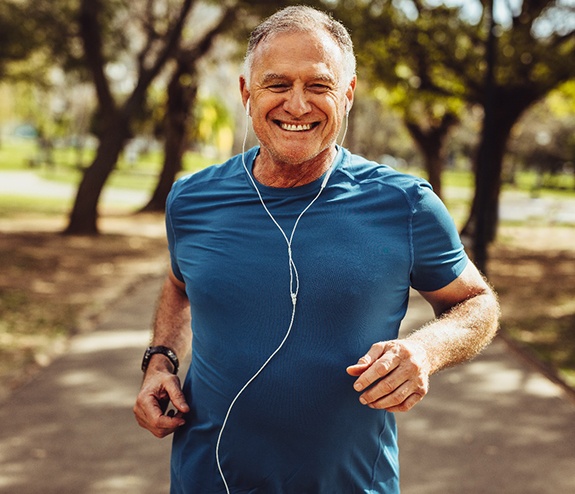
[{"xmin": 251, "ymin": 31, "xmax": 345, "ymax": 87}]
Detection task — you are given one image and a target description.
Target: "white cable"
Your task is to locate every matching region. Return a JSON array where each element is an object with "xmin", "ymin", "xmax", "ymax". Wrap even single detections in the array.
[{"xmin": 215, "ymin": 107, "xmax": 346, "ymax": 493}]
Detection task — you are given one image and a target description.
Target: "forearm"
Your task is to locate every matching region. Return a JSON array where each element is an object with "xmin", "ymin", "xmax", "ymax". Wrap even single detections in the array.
[
  {"xmin": 406, "ymin": 288, "xmax": 500, "ymax": 375},
  {"xmin": 148, "ymin": 271, "xmax": 192, "ymax": 373}
]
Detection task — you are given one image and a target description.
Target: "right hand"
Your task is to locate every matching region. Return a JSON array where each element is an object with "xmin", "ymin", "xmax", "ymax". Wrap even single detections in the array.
[{"xmin": 134, "ymin": 365, "xmax": 190, "ymax": 438}]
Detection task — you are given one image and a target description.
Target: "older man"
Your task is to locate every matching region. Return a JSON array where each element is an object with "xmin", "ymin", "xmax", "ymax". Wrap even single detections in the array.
[{"xmin": 134, "ymin": 6, "xmax": 499, "ymax": 493}]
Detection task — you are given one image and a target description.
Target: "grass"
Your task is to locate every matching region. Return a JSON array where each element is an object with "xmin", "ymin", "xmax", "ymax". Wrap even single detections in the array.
[{"xmin": 0, "ymin": 195, "xmax": 72, "ymax": 216}]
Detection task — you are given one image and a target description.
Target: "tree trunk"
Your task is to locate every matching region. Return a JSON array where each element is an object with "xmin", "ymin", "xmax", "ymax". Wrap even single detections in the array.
[
  {"xmin": 140, "ymin": 65, "xmax": 198, "ymax": 212},
  {"xmin": 64, "ymin": 117, "xmax": 130, "ymax": 235},
  {"xmin": 405, "ymin": 113, "xmax": 457, "ymax": 199},
  {"xmin": 460, "ymin": 92, "xmax": 533, "ymax": 264},
  {"xmin": 63, "ymin": 0, "xmax": 194, "ymax": 234},
  {"xmin": 140, "ymin": 7, "xmax": 237, "ymax": 212}
]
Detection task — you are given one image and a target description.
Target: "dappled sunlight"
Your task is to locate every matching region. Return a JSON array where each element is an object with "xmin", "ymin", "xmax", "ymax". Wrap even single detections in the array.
[
  {"xmin": 0, "ymin": 278, "xmax": 172, "ymax": 494},
  {"xmin": 70, "ymin": 329, "xmax": 149, "ymax": 354},
  {"xmin": 463, "ymin": 358, "xmax": 564, "ymax": 399},
  {"xmin": 398, "ymin": 341, "xmax": 575, "ymax": 492},
  {"xmin": 90, "ymin": 476, "xmax": 151, "ymax": 493}
]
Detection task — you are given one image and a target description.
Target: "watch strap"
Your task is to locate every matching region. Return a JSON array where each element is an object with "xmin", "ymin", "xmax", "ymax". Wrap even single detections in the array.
[{"xmin": 141, "ymin": 345, "xmax": 179, "ymax": 374}]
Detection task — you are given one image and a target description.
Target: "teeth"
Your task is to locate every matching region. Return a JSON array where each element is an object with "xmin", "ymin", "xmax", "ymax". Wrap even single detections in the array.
[{"xmin": 280, "ymin": 123, "xmax": 313, "ymax": 132}]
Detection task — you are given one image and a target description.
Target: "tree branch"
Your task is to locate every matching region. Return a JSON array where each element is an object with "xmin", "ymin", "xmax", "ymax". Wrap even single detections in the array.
[{"xmin": 78, "ymin": 0, "xmax": 115, "ymax": 113}]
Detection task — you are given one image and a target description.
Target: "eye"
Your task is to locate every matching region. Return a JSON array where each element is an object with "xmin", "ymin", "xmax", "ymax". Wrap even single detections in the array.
[
  {"xmin": 308, "ymin": 84, "xmax": 331, "ymax": 94},
  {"xmin": 267, "ymin": 84, "xmax": 290, "ymax": 93}
]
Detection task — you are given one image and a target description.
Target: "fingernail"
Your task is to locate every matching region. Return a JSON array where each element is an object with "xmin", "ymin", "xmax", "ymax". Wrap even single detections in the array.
[
  {"xmin": 359, "ymin": 396, "xmax": 367, "ymax": 405},
  {"xmin": 354, "ymin": 382, "xmax": 364, "ymax": 391}
]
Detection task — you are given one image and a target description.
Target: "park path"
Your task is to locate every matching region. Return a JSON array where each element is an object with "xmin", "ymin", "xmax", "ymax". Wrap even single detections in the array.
[
  {"xmin": 2, "ymin": 170, "xmax": 575, "ymax": 224},
  {"xmin": 0, "ymin": 274, "xmax": 573, "ymax": 493},
  {"xmin": 0, "ymin": 170, "xmax": 148, "ymax": 207}
]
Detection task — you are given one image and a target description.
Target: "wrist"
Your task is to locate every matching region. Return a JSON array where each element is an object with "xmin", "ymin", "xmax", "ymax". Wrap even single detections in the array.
[{"xmin": 148, "ymin": 353, "xmax": 176, "ymax": 374}]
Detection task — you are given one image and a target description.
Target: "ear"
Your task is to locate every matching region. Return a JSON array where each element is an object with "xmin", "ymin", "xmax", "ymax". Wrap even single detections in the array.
[
  {"xmin": 345, "ymin": 76, "xmax": 357, "ymax": 114},
  {"xmin": 239, "ymin": 76, "xmax": 250, "ymax": 115}
]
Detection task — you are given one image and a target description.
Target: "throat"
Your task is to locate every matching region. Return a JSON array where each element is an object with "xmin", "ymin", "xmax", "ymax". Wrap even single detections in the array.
[{"xmin": 253, "ymin": 149, "xmax": 336, "ymax": 188}]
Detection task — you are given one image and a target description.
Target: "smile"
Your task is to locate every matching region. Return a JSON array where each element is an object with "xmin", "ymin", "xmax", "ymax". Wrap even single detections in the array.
[{"xmin": 277, "ymin": 122, "xmax": 317, "ymax": 132}]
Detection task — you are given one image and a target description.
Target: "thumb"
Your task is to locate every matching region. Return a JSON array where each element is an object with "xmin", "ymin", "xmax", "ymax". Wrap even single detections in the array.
[{"xmin": 166, "ymin": 379, "xmax": 190, "ymax": 413}]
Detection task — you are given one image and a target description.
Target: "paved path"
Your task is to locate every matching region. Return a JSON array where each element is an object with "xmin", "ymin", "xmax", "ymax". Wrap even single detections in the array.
[
  {"xmin": 0, "ymin": 276, "xmax": 574, "ymax": 493},
  {"xmin": 2, "ymin": 170, "xmax": 575, "ymax": 224},
  {"xmin": 0, "ymin": 171, "xmax": 148, "ymax": 207}
]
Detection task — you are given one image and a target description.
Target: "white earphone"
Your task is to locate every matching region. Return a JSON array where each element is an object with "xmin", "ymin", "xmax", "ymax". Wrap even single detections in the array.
[{"xmin": 216, "ymin": 93, "xmax": 342, "ymax": 493}]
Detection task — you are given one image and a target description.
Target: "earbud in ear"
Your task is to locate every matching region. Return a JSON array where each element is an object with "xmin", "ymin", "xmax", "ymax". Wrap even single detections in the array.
[
  {"xmin": 246, "ymin": 98, "xmax": 250, "ymax": 116},
  {"xmin": 345, "ymin": 100, "xmax": 350, "ymax": 116}
]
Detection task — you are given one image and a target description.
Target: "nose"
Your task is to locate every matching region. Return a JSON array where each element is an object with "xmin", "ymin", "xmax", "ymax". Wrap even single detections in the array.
[{"xmin": 283, "ymin": 88, "xmax": 312, "ymax": 117}]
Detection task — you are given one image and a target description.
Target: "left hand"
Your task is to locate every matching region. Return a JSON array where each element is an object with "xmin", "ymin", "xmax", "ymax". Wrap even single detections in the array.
[{"xmin": 346, "ymin": 339, "xmax": 431, "ymax": 412}]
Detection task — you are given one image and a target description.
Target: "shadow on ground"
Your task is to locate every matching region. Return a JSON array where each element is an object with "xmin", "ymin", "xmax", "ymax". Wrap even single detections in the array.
[{"xmin": 0, "ymin": 280, "xmax": 573, "ymax": 493}]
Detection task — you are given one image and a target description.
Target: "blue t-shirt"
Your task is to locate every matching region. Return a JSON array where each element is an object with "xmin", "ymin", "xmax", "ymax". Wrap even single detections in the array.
[{"xmin": 166, "ymin": 147, "xmax": 468, "ymax": 493}]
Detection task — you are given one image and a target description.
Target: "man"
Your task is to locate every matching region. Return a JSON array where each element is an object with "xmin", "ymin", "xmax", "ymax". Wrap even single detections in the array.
[{"xmin": 134, "ymin": 6, "xmax": 499, "ymax": 493}]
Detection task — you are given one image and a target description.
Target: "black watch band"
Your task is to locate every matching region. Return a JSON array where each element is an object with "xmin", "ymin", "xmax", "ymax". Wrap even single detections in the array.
[{"xmin": 141, "ymin": 345, "xmax": 179, "ymax": 375}]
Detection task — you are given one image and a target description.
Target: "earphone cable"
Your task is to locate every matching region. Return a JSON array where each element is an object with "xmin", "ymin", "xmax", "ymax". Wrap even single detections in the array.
[{"xmin": 216, "ymin": 105, "xmax": 347, "ymax": 494}]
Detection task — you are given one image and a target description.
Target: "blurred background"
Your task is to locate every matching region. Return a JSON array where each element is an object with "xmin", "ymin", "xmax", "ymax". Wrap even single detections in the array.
[{"xmin": 0, "ymin": 0, "xmax": 574, "ymax": 487}]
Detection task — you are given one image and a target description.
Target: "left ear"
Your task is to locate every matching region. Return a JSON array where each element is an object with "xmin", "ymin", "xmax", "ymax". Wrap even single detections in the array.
[{"xmin": 345, "ymin": 76, "xmax": 357, "ymax": 113}]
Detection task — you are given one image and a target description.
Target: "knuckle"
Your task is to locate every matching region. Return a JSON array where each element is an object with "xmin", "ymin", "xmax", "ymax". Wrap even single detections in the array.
[
  {"xmin": 379, "ymin": 379, "xmax": 395, "ymax": 394},
  {"xmin": 394, "ymin": 402, "xmax": 412, "ymax": 412},
  {"xmin": 374, "ymin": 360, "xmax": 390, "ymax": 377},
  {"xmin": 373, "ymin": 341, "xmax": 386, "ymax": 351}
]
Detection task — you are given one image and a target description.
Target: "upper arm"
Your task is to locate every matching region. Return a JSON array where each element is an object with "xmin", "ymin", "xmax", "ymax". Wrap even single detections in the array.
[{"xmin": 417, "ymin": 261, "xmax": 493, "ymax": 317}]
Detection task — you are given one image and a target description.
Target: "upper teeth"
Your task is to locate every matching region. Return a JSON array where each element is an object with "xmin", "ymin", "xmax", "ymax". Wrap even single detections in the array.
[{"xmin": 281, "ymin": 123, "xmax": 312, "ymax": 132}]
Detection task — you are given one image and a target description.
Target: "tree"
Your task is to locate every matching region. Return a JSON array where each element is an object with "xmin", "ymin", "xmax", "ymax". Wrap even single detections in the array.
[
  {"xmin": 0, "ymin": 2, "xmax": 45, "ymax": 79},
  {"xmin": 141, "ymin": 6, "xmax": 238, "ymax": 212},
  {"xmin": 141, "ymin": 0, "xmax": 327, "ymax": 212},
  {"xmin": 507, "ymin": 80, "xmax": 575, "ymax": 187},
  {"xmin": 64, "ymin": 0, "xmax": 194, "ymax": 235},
  {"xmin": 333, "ymin": 0, "xmax": 575, "ymax": 271},
  {"xmin": 403, "ymin": 103, "xmax": 459, "ymax": 198},
  {"xmin": 461, "ymin": 0, "xmax": 575, "ymax": 271},
  {"xmin": 341, "ymin": 2, "xmax": 469, "ymax": 198}
]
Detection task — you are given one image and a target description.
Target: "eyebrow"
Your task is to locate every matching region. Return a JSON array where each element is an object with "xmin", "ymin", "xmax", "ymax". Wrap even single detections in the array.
[
  {"xmin": 261, "ymin": 73, "xmax": 289, "ymax": 84},
  {"xmin": 261, "ymin": 72, "xmax": 337, "ymax": 85}
]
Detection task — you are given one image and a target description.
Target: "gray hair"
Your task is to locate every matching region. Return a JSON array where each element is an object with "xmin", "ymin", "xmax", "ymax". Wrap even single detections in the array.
[{"xmin": 243, "ymin": 6, "xmax": 356, "ymax": 87}]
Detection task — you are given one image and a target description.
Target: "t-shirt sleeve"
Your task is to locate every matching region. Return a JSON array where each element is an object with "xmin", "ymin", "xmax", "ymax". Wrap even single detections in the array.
[
  {"xmin": 166, "ymin": 180, "xmax": 185, "ymax": 283},
  {"xmin": 409, "ymin": 181, "xmax": 468, "ymax": 292}
]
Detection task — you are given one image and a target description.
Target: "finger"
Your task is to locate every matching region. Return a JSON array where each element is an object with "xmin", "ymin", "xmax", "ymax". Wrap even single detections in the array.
[
  {"xmin": 134, "ymin": 386, "xmax": 187, "ymax": 436},
  {"xmin": 361, "ymin": 380, "xmax": 415, "ymax": 410},
  {"xmin": 346, "ymin": 341, "xmax": 389, "ymax": 377},
  {"xmin": 384, "ymin": 393, "xmax": 423, "ymax": 413},
  {"xmin": 154, "ymin": 413, "xmax": 187, "ymax": 436},
  {"xmin": 346, "ymin": 360, "xmax": 370, "ymax": 376},
  {"xmin": 135, "ymin": 400, "xmax": 186, "ymax": 438},
  {"xmin": 353, "ymin": 351, "xmax": 399, "ymax": 392}
]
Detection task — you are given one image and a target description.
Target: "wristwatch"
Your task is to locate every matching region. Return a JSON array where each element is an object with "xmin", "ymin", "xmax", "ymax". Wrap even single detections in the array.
[{"xmin": 141, "ymin": 345, "xmax": 179, "ymax": 374}]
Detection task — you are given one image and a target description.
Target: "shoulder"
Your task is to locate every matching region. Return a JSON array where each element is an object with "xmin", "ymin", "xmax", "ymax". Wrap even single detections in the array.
[
  {"xmin": 338, "ymin": 148, "xmax": 433, "ymax": 208},
  {"xmin": 167, "ymin": 148, "xmax": 257, "ymax": 206},
  {"xmin": 173, "ymin": 151, "xmax": 251, "ymax": 192}
]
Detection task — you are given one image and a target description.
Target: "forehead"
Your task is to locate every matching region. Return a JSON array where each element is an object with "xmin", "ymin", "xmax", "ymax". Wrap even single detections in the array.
[{"xmin": 250, "ymin": 30, "xmax": 345, "ymax": 83}]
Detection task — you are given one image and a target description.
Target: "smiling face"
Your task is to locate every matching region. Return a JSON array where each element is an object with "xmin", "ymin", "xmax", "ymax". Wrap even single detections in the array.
[{"xmin": 240, "ymin": 29, "xmax": 355, "ymax": 184}]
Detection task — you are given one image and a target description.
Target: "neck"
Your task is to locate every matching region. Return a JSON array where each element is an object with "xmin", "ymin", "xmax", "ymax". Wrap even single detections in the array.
[{"xmin": 253, "ymin": 147, "xmax": 337, "ymax": 188}]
